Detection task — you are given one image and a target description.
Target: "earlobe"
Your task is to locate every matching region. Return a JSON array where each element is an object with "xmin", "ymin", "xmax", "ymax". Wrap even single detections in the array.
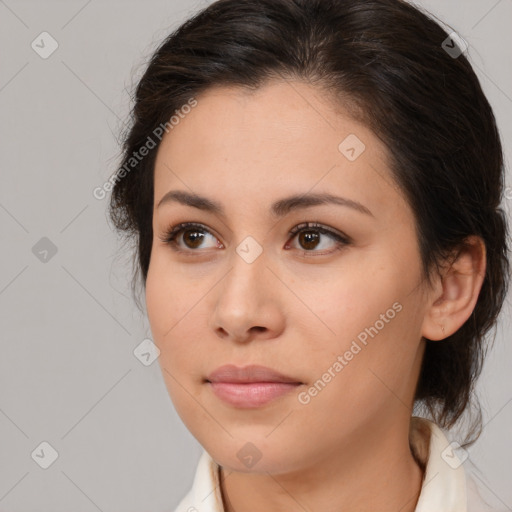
[{"xmin": 421, "ymin": 236, "xmax": 486, "ymax": 341}]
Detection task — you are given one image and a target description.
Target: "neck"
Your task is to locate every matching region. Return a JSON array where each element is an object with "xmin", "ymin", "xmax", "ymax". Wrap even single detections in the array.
[{"xmin": 219, "ymin": 415, "xmax": 425, "ymax": 512}]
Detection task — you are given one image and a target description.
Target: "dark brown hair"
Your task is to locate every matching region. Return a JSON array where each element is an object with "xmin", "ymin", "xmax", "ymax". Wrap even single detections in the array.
[{"xmin": 109, "ymin": 0, "xmax": 510, "ymax": 446}]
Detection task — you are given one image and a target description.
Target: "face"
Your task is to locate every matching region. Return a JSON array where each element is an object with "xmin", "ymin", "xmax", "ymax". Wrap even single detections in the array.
[{"xmin": 146, "ymin": 79, "xmax": 431, "ymax": 474}]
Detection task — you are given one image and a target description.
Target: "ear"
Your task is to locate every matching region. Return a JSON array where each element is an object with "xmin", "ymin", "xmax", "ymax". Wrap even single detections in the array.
[{"xmin": 421, "ymin": 235, "xmax": 487, "ymax": 341}]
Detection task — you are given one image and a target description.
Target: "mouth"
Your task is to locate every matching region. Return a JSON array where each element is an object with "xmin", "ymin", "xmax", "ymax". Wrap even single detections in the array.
[
  {"xmin": 205, "ymin": 364, "xmax": 303, "ymax": 408},
  {"xmin": 205, "ymin": 363, "xmax": 302, "ymax": 384}
]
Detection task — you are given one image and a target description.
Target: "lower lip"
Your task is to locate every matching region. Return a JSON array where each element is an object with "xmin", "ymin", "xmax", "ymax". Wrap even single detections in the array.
[{"xmin": 207, "ymin": 381, "xmax": 301, "ymax": 408}]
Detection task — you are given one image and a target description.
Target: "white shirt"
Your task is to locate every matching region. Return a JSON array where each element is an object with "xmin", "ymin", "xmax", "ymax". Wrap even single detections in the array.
[{"xmin": 173, "ymin": 416, "xmax": 503, "ymax": 512}]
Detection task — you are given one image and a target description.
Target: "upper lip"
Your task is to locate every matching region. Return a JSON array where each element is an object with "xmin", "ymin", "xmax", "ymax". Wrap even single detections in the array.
[{"xmin": 206, "ymin": 364, "xmax": 302, "ymax": 384}]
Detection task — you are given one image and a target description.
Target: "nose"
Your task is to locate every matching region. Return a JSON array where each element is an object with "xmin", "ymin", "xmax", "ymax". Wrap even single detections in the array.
[{"xmin": 209, "ymin": 244, "xmax": 285, "ymax": 344}]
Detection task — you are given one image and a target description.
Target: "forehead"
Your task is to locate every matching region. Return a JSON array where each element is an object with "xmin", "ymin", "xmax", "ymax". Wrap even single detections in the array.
[{"xmin": 152, "ymin": 79, "xmax": 408, "ymax": 224}]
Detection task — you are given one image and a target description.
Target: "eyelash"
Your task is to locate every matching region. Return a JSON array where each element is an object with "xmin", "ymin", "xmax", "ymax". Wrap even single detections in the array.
[{"xmin": 158, "ymin": 221, "xmax": 351, "ymax": 257}]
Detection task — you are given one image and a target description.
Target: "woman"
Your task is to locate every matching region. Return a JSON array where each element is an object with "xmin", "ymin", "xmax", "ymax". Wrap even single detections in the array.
[{"xmin": 109, "ymin": 0, "xmax": 510, "ymax": 510}]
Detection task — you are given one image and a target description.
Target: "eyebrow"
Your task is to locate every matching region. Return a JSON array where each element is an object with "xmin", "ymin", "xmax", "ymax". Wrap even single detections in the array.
[{"xmin": 156, "ymin": 190, "xmax": 374, "ymax": 218}]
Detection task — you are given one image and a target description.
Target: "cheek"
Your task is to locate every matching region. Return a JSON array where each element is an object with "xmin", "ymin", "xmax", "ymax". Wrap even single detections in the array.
[
  {"xmin": 297, "ymin": 257, "xmax": 421, "ymax": 382},
  {"xmin": 146, "ymin": 260, "xmax": 206, "ymax": 422},
  {"xmin": 288, "ymin": 261, "xmax": 396, "ymax": 347},
  {"xmin": 145, "ymin": 248, "xmax": 189, "ymax": 337},
  {"xmin": 145, "ymin": 250, "xmax": 205, "ymax": 369}
]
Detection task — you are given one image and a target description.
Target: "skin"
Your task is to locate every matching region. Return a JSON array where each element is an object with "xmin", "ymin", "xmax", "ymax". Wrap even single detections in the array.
[{"xmin": 145, "ymin": 79, "xmax": 486, "ymax": 512}]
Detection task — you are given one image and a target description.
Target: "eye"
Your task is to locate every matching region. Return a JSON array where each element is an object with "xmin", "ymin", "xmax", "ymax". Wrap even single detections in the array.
[
  {"xmin": 285, "ymin": 222, "xmax": 350, "ymax": 256},
  {"xmin": 158, "ymin": 222, "xmax": 223, "ymax": 252},
  {"xmin": 159, "ymin": 221, "xmax": 350, "ymax": 256}
]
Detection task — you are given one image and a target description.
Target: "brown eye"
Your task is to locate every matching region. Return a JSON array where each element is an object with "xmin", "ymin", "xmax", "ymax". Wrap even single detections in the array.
[
  {"xmin": 182, "ymin": 228, "xmax": 206, "ymax": 249},
  {"xmin": 287, "ymin": 222, "xmax": 351, "ymax": 255},
  {"xmin": 160, "ymin": 222, "xmax": 222, "ymax": 252},
  {"xmin": 298, "ymin": 230, "xmax": 321, "ymax": 250}
]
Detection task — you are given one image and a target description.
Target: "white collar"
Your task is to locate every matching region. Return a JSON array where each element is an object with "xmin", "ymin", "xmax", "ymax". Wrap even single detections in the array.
[
  {"xmin": 174, "ymin": 416, "xmax": 467, "ymax": 512},
  {"xmin": 413, "ymin": 416, "xmax": 467, "ymax": 511}
]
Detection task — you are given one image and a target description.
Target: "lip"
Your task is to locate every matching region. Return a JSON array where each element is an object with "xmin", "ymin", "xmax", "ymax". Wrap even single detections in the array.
[
  {"xmin": 206, "ymin": 364, "xmax": 301, "ymax": 384},
  {"xmin": 205, "ymin": 364, "xmax": 302, "ymax": 408}
]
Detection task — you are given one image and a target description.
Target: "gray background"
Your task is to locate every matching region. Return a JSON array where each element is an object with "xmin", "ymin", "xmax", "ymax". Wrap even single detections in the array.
[{"xmin": 0, "ymin": 0, "xmax": 511, "ymax": 510}]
